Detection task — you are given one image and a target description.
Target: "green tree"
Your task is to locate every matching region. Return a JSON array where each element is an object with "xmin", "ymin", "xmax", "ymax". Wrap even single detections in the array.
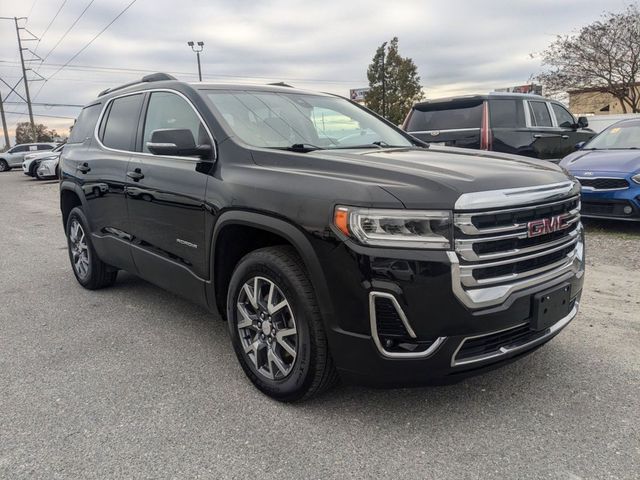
[
  {"xmin": 365, "ymin": 37, "xmax": 424, "ymax": 124},
  {"xmin": 15, "ymin": 122, "xmax": 59, "ymax": 143},
  {"xmin": 535, "ymin": 4, "xmax": 640, "ymax": 113}
]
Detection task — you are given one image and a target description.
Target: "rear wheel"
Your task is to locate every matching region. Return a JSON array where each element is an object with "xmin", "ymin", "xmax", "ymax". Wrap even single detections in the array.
[
  {"xmin": 227, "ymin": 246, "xmax": 338, "ymax": 402},
  {"xmin": 65, "ymin": 207, "xmax": 118, "ymax": 289},
  {"xmin": 0, "ymin": 160, "xmax": 9, "ymax": 172}
]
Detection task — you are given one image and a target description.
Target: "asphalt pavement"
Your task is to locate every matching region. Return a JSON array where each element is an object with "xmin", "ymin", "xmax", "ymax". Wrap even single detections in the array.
[{"xmin": 0, "ymin": 170, "xmax": 638, "ymax": 479}]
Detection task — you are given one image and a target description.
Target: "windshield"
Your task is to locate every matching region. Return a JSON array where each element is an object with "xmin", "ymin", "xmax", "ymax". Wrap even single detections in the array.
[
  {"xmin": 585, "ymin": 122, "xmax": 640, "ymax": 150},
  {"xmin": 204, "ymin": 90, "xmax": 413, "ymax": 149}
]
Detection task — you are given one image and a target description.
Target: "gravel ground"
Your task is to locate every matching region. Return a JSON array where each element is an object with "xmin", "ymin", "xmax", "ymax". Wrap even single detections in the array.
[{"xmin": 0, "ymin": 170, "xmax": 638, "ymax": 480}]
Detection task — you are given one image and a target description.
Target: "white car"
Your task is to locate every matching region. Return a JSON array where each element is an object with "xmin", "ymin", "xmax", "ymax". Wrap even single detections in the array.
[
  {"xmin": 35, "ymin": 155, "xmax": 60, "ymax": 180},
  {"xmin": 0, "ymin": 143, "xmax": 57, "ymax": 172},
  {"xmin": 22, "ymin": 143, "xmax": 65, "ymax": 177}
]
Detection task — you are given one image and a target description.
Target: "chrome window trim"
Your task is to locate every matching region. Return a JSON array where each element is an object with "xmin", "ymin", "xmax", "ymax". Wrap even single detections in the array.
[
  {"xmin": 525, "ymin": 100, "xmax": 556, "ymax": 129},
  {"xmin": 93, "ymin": 88, "xmax": 217, "ymax": 162},
  {"xmin": 369, "ymin": 291, "xmax": 446, "ymax": 359},
  {"xmin": 451, "ymin": 302, "xmax": 579, "ymax": 367},
  {"xmin": 407, "ymin": 128, "xmax": 480, "ymax": 134},
  {"xmin": 575, "ymin": 176, "xmax": 630, "ymax": 192},
  {"xmin": 454, "ymin": 182, "xmax": 580, "ymax": 211}
]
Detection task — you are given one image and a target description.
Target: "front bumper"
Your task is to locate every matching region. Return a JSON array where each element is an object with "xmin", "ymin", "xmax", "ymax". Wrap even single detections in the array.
[
  {"xmin": 317, "ymin": 234, "xmax": 585, "ymax": 387},
  {"xmin": 579, "ymin": 188, "xmax": 640, "ymax": 221}
]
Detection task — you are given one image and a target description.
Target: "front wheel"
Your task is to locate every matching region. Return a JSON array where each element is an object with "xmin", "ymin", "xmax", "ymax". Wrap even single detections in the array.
[
  {"xmin": 65, "ymin": 207, "xmax": 118, "ymax": 289},
  {"xmin": 227, "ymin": 246, "xmax": 338, "ymax": 402}
]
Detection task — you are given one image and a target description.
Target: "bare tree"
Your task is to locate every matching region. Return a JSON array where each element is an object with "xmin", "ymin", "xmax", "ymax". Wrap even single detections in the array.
[{"xmin": 535, "ymin": 4, "xmax": 640, "ymax": 113}]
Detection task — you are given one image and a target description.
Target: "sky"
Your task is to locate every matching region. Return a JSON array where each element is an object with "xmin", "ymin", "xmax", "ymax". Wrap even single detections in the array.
[{"xmin": 0, "ymin": 0, "xmax": 630, "ymax": 145}]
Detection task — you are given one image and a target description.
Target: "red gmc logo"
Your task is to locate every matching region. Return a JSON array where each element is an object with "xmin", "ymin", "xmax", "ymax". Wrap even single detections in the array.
[{"xmin": 527, "ymin": 215, "xmax": 570, "ymax": 238}]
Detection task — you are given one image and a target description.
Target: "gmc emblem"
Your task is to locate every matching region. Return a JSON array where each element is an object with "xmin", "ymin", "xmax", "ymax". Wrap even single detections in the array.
[{"xmin": 527, "ymin": 215, "xmax": 569, "ymax": 238}]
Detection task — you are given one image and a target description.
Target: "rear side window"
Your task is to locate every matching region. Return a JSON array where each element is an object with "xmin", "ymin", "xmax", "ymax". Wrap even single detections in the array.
[
  {"xmin": 407, "ymin": 100, "xmax": 483, "ymax": 131},
  {"xmin": 68, "ymin": 103, "xmax": 102, "ymax": 144},
  {"xmin": 528, "ymin": 101, "xmax": 552, "ymax": 127},
  {"xmin": 100, "ymin": 94, "xmax": 144, "ymax": 151},
  {"xmin": 37, "ymin": 144, "xmax": 53, "ymax": 150},
  {"xmin": 551, "ymin": 104, "xmax": 575, "ymax": 128},
  {"xmin": 489, "ymin": 99, "xmax": 525, "ymax": 128},
  {"xmin": 10, "ymin": 145, "xmax": 28, "ymax": 153}
]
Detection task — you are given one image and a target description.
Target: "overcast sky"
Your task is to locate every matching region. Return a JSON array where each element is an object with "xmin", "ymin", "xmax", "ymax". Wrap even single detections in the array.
[{"xmin": 0, "ymin": 0, "xmax": 629, "ymax": 143}]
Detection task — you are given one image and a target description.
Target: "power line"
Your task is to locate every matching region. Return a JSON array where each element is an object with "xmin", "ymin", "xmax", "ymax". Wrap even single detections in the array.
[
  {"xmin": 3, "ymin": 101, "xmax": 83, "ymax": 107},
  {"xmin": 3, "ymin": 110, "xmax": 75, "ymax": 120},
  {"xmin": 34, "ymin": 0, "xmax": 69, "ymax": 53},
  {"xmin": 47, "ymin": 0, "xmax": 138, "ymax": 81},
  {"xmin": 41, "ymin": 0, "xmax": 96, "ymax": 62}
]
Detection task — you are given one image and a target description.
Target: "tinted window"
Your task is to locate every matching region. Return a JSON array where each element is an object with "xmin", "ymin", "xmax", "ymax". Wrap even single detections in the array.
[
  {"xmin": 142, "ymin": 92, "xmax": 209, "ymax": 153},
  {"xmin": 9, "ymin": 145, "xmax": 28, "ymax": 153},
  {"xmin": 37, "ymin": 144, "xmax": 54, "ymax": 150},
  {"xmin": 489, "ymin": 99, "xmax": 525, "ymax": 128},
  {"xmin": 407, "ymin": 101, "xmax": 483, "ymax": 131},
  {"xmin": 551, "ymin": 104, "xmax": 575, "ymax": 128},
  {"xmin": 68, "ymin": 103, "xmax": 102, "ymax": 144},
  {"xmin": 101, "ymin": 94, "xmax": 144, "ymax": 151},
  {"xmin": 529, "ymin": 101, "xmax": 552, "ymax": 127}
]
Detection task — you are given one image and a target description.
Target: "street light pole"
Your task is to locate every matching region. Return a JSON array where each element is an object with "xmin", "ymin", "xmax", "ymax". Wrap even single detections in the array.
[
  {"xmin": 187, "ymin": 41, "xmax": 204, "ymax": 81},
  {"xmin": 381, "ymin": 41, "xmax": 387, "ymax": 119}
]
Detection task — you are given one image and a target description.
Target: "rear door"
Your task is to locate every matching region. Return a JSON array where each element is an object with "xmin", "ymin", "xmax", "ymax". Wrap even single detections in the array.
[
  {"xmin": 487, "ymin": 98, "xmax": 530, "ymax": 155},
  {"xmin": 525, "ymin": 100, "xmax": 564, "ymax": 160},
  {"xmin": 404, "ymin": 99, "xmax": 483, "ymax": 148},
  {"xmin": 125, "ymin": 90, "xmax": 213, "ymax": 303}
]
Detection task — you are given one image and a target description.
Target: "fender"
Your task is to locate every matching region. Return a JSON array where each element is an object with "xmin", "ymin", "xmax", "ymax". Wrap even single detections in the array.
[
  {"xmin": 208, "ymin": 209, "xmax": 335, "ymax": 326},
  {"xmin": 60, "ymin": 180, "xmax": 90, "ymax": 225}
]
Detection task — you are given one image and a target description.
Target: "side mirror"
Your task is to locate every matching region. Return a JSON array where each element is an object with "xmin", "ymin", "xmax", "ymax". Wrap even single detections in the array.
[
  {"xmin": 575, "ymin": 141, "xmax": 586, "ymax": 150},
  {"xmin": 576, "ymin": 116, "xmax": 589, "ymax": 129},
  {"xmin": 146, "ymin": 128, "xmax": 212, "ymax": 160}
]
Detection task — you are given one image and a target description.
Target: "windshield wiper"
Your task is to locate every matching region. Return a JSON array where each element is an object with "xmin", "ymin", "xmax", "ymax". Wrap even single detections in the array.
[{"xmin": 271, "ymin": 143, "xmax": 324, "ymax": 153}]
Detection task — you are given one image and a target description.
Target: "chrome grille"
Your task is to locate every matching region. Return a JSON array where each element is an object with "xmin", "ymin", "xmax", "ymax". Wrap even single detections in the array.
[{"xmin": 450, "ymin": 184, "xmax": 584, "ymax": 309}]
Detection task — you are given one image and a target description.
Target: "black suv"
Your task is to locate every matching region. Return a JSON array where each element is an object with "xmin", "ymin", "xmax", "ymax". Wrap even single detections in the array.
[
  {"xmin": 60, "ymin": 74, "xmax": 585, "ymax": 401},
  {"xmin": 403, "ymin": 93, "xmax": 595, "ymax": 161}
]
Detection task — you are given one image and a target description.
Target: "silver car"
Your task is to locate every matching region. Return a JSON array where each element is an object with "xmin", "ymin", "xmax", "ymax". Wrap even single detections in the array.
[{"xmin": 0, "ymin": 143, "xmax": 58, "ymax": 172}]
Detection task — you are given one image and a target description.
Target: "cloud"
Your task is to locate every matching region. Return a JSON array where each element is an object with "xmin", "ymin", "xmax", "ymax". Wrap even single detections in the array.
[{"xmin": 0, "ymin": 0, "xmax": 618, "ymax": 143}]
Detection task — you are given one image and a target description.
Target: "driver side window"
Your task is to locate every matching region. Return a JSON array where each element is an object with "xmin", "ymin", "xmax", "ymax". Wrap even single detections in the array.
[
  {"xmin": 142, "ymin": 92, "xmax": 210, "ymax": 154},
  {"xmin": 551, "ymin": 104, "xmax": 576, "ymax": 128}
]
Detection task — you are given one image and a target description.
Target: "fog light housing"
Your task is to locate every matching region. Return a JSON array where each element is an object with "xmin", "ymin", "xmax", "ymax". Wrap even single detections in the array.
[{"xmin": 623, "ymin": 205, "xmax": 633, "ymax": 215}]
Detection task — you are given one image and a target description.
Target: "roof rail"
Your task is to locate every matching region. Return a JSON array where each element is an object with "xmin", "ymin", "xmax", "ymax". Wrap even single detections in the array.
[
  {"xmin": 268, "ymin": 82, "xmax": 294, "ymax": 88},
  {"xmin": 98, "ymin": 72, "xmax": 177, "ymax": 97}
]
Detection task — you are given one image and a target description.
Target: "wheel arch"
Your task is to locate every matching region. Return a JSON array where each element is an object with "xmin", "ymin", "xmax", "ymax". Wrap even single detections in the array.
[
  {"xmin": 60, "ymin": 181, "xmax": 88, "ymax": 228},
  {"xmin": 210, "ymin": 210, "xmax": 335, "ymax": 325}
]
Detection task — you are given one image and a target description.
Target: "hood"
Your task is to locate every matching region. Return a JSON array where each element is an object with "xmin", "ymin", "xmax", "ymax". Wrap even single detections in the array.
[
  {"xmin": 561, "ymin": 149, "xmax": 640, "ymax": 174},
  {"xmin": 251, "ymin": 146, "xmax": 571, "ymax": 210}
]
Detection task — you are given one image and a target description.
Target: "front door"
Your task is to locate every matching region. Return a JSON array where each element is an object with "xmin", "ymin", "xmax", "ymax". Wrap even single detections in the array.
[
  {"xmin": 526, "ymin": 100, "xmax": 564, "ymax": 160},
  {"xmin": 125, "ymin": 90, "xmax": 213, "ymax": 304}
]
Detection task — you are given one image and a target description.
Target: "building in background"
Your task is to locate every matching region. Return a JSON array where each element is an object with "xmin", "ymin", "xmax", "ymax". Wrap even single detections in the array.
[
  {"xmin": 569, "ymin": 84, "xmax": 640, "ymax": 115},
  {"xmin": 349, "ymin": 87, "xmax": 370, "ymax": 104},
  {"xmin": 494, "ymin": 84, "xmax": 543, "ymax": 95}
]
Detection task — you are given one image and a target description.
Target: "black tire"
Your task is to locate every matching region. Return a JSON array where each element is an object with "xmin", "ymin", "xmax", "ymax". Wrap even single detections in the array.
[
  {"xmin": 35, "ymin": 166, "xmax": 45, "ymax": 180},
  {"xmin": 0, "ymin": 160, "xmax": 9, "ymax": 172},
  {"xmin": 65, "ymin": 206, "xmax": 118, "ymax": 289},
  {"xmin": 28, "ymin": 162, "xmax": 38, "ymax": 177},
  {"xmin": 227, "ymin": 246, "xmax": 338, "ymax": 402}
]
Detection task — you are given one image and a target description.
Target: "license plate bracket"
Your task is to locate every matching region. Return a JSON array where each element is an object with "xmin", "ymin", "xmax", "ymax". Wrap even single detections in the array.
[{"xmin": 531, "ymin": 283, "xmax": 572, "ymax": 331}]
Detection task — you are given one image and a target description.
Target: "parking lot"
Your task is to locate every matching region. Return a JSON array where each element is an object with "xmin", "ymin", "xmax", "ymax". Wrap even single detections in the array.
[{"xmin": 0, "ymin": 170, "xmax": 638, "ymax": 479}]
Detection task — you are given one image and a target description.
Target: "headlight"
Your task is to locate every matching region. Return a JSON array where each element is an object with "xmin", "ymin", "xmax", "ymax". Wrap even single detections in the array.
[
  {"xmin": 334, "ymin": 206, "xmax": 452, "ymax": 249},
  {"xmin": 632, "ymin": 173, "xmax": 640, "ymax": 185}
]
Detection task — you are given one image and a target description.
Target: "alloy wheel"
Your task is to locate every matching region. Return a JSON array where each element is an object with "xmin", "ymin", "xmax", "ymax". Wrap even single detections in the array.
[
  {"xmin": 236, "ymin": 276, "xmax": 298, "ymax": 380},
  {"xmin": 69, "ymin": 219, "xmax": 90, "ymax": 280}
]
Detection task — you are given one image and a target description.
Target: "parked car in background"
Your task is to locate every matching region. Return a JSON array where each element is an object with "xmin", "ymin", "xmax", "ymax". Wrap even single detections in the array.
[
  {"xmin": 0, "ymin": 143, "xmax": 57, "ymax": 172},
  {"xmin": 402, "ymin": 93, "xmax": 595, "ymax": 162},
  {"xmin": 35, "ymin": 154, "xmax": 61, "ymax": 180},
  {"xmin": 22, "ymin": 143, "xmax": 65, "ymax": 177},
  {"xmin": 560, "ymin": 118, "xmax": 640, "ymax": 221},
  {"xmin": 579, "ymin": 113, "xmax": 640, "ymax": 134}
]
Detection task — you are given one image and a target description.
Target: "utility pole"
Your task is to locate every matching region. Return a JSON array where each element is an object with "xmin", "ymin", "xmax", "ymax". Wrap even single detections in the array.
[
  {"xmin": 381, "ymin": 41, "xmax": 387, "ymax": 119},
  {"xmin": 187, "ymin": 41, "xmax": 204, "ymax": 81},
  {"xmin": 0, "ymin": 92, "xmax": 9, "ymax": 150},
  {"xmin": 14, "ymin": 16, "xmax": 37, "ymax": 142}
]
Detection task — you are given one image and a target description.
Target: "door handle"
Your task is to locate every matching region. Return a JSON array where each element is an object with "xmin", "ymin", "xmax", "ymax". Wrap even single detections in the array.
[
  {"xmin": 77, "ymin": 162, "xmax": 91, "ymax": 173},
  {"xmin": 126, "ymin": 168, "xmax": 144, "ymax": 181},
  {"xmin": 561, "ymin": 135, "xmax": 569, "ymax": 139},
  {"xmin": 533, "ymin": 133, "xmax": 560, "ymax": 139}
]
